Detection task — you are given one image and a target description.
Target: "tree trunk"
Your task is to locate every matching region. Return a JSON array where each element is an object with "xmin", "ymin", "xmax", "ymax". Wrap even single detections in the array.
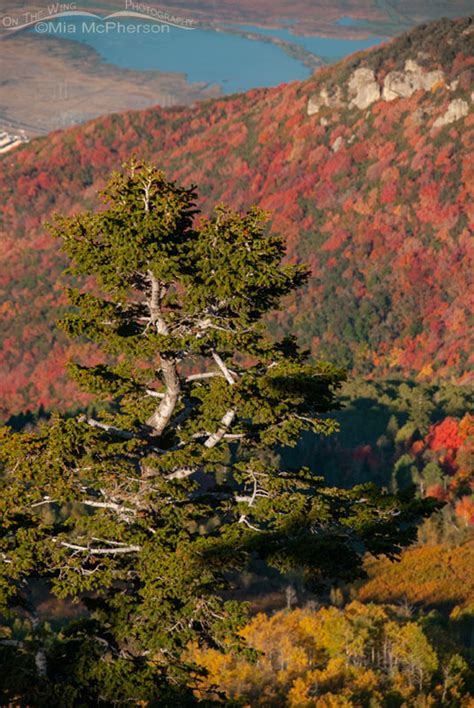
[{"xmin": 146, "ymin": 270, "xmax": 180, "ymax": 438}]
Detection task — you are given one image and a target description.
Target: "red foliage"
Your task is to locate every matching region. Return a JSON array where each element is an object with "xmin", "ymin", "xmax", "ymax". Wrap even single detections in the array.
[
  {"xmin": 425, "ymin": 484, "xmax": 449, "ymax": 501},
  {"xmin": 0, "ymin": 22, "xmax": 473, "ymax": 417},
  {"xmin": 427, "ymin": 418, "xmax": 464, "ymax": 454},
  {"xmin": 455, "ymin": 496, "xmax": 474, "ymax": 526}
]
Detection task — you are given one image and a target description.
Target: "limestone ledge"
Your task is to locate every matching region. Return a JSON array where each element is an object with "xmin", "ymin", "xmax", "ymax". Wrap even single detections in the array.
[{"xmin": 307, "ymin": 59, "xmax": 472, "ymax": 128}]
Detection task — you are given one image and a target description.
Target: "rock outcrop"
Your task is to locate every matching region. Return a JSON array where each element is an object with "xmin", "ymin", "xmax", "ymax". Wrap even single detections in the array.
[
  {"xmin": 307, "ymin": 86, "xmax": 344, "ymax": 116},
  {"xmin": 348, "ymin": 68, "xmax": 380, "ymax": 109},
  {"xmin": 307, "ymin": 58, "xmax": 451, "ymax": 117},
  {"xmin": 331, "ymin": 136, "xmax": 344, "ymax": 152},
  {"xmin": 433, "ymin": 98, "xmax": 469, "ymax": 127},
  {"xmin": 382, "ymin": 60, "xmax": 445, "ymax": 101}
]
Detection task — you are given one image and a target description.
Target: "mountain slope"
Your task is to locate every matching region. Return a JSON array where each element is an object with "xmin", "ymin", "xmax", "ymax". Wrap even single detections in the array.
[{"xmin": 0, "ymin": 16, "xmax": 473, "ymax": 417}]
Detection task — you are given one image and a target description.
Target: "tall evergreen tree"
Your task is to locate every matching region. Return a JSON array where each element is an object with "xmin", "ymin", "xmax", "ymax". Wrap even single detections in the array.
[{"xmin": 0, "ymin": 161, "xmax": 436, "ymax": 704}]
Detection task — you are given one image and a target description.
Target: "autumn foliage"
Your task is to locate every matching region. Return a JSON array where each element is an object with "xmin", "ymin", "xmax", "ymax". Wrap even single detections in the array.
[
  {"xmin": 187, "ymin": 541, "xmax": 474, "ymax": 705},
  {"xmin": 0, "ymin": 17, "xmax": 473, "ymax": 418},
  {"xmin": 415, "ymin": 414, "xmax": 474, "ymax": 525},
  {"xmin": 189, "ymin": 594, "xmax": 473, "ymax": 705}
]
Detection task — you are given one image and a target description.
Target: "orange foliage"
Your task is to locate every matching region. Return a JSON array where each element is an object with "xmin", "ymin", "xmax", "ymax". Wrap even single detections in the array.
[{"xmin": 358, "ymin": 543, "xmax": 474, "ymax": 608}]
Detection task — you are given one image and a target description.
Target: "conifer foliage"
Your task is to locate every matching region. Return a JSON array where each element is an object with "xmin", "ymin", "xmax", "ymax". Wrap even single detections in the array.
[{"xmin": 0, "ymin": 161, "xmax": 436, "ymax": 703}]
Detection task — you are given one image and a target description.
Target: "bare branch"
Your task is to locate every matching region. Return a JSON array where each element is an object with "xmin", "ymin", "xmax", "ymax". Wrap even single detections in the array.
[
  {"xmin": 31, "ymin": 497, "xmax": 58, "ymax": 508},
  {"xmin": 186, "ymin": 372, "xmax": 223, "ymax": 382},
  {"xmin": 191, "ymin": 353, "xmax": 239, "ymax": 447},
  {"xmin": 82, "ymin": 500, "xmax": 136, "ymax": 515},
  {"xmin": 78, "ymin": 416, "xmax": 135, "ymax": 440},
  {"xmin": 142, "ymin": 177, "xmax": 152, "ymax": 212},
  {"xmin": 211, "ymin": 351, "xmax": 236, "ymax": 385},
  {"xmin": 235, "ymin": 495, "xmax": 256, "ymax": 504},
  {"xmin": 204, "ymin": 409, "xmax": 236, "ymax": 448},
  {"xmin": 294, "ymin": 414, "xmax": 318, "ymax": 425},
  {"xmin": 58, "ymin": 541, "xmax": 141, "ymax": 555},
  {"xmin": 145, "ymin": 389, "xmax": 165, "ymax": 398},
  {"xmin": 238, "ymin": 515, "xmax": 262, "ymax": 532},
  {"xmin": 91, "ymin": 537, "xmax": 137, "ymax": 547}
]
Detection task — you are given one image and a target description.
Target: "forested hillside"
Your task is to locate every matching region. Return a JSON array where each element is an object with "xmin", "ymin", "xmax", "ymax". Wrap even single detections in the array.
[
  {"xmin": 0, "ymin": 19, "xmax": 473, "ymax": 704},
  {"xmin": 281, "ymin": 378, "xmax": 474, "ymax": 533},
  {"xmin": 0, "ymin": 16, "xmax": 473, "ymax": 418}
]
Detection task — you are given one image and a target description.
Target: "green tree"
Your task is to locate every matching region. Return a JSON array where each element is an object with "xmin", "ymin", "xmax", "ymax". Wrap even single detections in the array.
[
  {"xmin": 0, "ymin": 161, "xmax": 437, "ymax": 704},
  {"xmin": 387, "ymin": 621, "xmax": 439, "ymax": 691}
]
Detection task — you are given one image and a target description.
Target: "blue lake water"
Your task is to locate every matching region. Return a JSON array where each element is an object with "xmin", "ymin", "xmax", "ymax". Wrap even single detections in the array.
[
  {"xmin": 335, "ymin": 16, "xmax": 367, "ymax": 27},
  {"xmin": 30, "ymin": 17, "xmax": 385, "ymax": 94}
]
